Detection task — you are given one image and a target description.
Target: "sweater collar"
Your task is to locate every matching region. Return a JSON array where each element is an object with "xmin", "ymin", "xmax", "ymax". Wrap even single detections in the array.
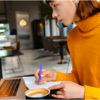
[{"xmin": 75, "ymin": 12, "xmax": 100, "ymax": 33}]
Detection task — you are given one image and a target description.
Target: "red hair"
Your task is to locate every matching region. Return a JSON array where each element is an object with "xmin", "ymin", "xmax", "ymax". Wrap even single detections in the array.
[{"xmin": 46, "ymin": 1, "xmax": 100, "ymax": 28}]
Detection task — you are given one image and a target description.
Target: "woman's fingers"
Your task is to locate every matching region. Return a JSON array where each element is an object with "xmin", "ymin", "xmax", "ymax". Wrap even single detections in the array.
[
  {"xmin": 41, "ymin": 69, "xmax": 46, "ymax": 73},
  {"xmin": 52, "ymin": 94, "xmax": 64, "ymax": 99},
  {"xmin": 48, "ymin": 83, "xmax": 64, "ymax": 90},
  {"xmin": 35, "ymin": 79, "xmax": 47, "ymax": 85},
  {"xmin": 34, "ymin": 69, "xmax": 46, "ymax": 79},
  {"xmin": 34, "ymin": 80, "xmax": 39, "ymax": 84},
  {"xmin": 34, "ymin": 69, "xmax": 53, "ymax": 85},
  {"xmin": 34, "ymin": 69, "xmax": 39, "ymax": 79},
  {"xmin": 34, "ymin": 76, "xmax": 51, "ymax": 85},
  {"xmin": 42, "ymin": 70, "xmax": 52, "ymax": 77},
  {"xmin": 35, "ymin": 77, "xmax": 51, "ymax": 85},
  {"xmin": 41, "ymin": 76, "xmax": 52, "ymax": 81},
  {"xmin": 56, "ymin": 91, "xmax": 63, "ymax": 95}
]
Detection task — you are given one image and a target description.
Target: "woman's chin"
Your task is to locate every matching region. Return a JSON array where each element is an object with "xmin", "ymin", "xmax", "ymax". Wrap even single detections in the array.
[
  {"xmin": 63, "ymin": 22, "xmax": 73, "ymax": 27},
  {"xmin": 62, "ymin": 23, "xmax": 69, "ymax": 27}
]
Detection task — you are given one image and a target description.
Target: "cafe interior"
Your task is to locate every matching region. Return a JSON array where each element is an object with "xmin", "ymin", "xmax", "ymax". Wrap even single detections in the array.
[
  {"xmin": 0, "ymin": 1, "xmax": 76, "ymax": 99},
  {"xmin": 0, "ymin": 0, "xmax": 75, "ymax": 79}
]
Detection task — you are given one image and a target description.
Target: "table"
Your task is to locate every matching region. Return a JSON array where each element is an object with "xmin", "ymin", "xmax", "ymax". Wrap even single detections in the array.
[
  {"xmin": 0, "ymin": 75, "xmax": 82, "ymax": 100},
  {"xmin": 0, "ymin": 50, "xmax": 23, "ymax": 79},
  {"xmin": 13, "ymin": 98, "xmax": 82, "ymax": 100},
  {"xmin": 52, "ymin": 39, "xmax": 68, "ymax": 64}
]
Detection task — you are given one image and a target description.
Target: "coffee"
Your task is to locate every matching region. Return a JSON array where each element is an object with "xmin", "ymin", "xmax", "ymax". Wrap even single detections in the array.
[{"xmin": 25, "ymin": 88, "xmax": 50, "ymax": 99}]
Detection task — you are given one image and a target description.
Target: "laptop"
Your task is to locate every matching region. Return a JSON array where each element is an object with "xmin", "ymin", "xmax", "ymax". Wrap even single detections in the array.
[{"xmin": 0, "ymin": 77, "xmax": 27, "ymax": 99}]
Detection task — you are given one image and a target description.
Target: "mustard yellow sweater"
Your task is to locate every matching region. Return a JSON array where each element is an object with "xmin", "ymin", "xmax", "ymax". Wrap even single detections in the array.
[{"xmin": 55, "ymin": 12, "xmax": 100, "ymax": 99}]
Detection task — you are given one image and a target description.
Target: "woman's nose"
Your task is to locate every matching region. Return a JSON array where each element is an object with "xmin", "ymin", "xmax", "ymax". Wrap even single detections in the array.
[{"xmin": 52, "ymin": 10, "xmax": 58, "ymax": 18}]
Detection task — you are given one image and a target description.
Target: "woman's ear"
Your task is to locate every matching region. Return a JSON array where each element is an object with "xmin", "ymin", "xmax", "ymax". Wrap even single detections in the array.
[{"xmin": 72, "ymin": 0, "xmax": 79, "ymax": 5}]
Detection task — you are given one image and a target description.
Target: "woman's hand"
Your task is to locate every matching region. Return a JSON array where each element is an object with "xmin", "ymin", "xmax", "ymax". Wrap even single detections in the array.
[
  {"xmin": 34, "ymin": 69, "xmax": 57, "ymax": 84},
  {"xmin": 48, "ymin": 81, "xmax": 85, "ymax": 99}
]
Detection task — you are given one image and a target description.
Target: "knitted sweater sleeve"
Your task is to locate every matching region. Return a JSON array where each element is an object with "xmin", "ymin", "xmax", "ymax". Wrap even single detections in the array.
[
  {"xmin": 84, "ymin": 85, "xmax": 100, "ymax": 99},
  {"xmin": 55, "ymin": 55, "xmax": 80, "ymax": 84}
]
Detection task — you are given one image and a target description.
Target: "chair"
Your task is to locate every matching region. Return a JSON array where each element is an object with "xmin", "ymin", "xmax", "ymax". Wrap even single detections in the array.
[
  {"xmin": 52, "ymin": 36, "xmax": 68, "ymax": 59},
  {"xmin": 3, "ymin": 46, "xmax": 14, "ymax": 50},
  {"xmin": 3, "ymin": 41, "xmax": 24, "ymax": 74},
  {"xmin": 16, "ymin": 41, "xmax": 21, "ymax": 51}
]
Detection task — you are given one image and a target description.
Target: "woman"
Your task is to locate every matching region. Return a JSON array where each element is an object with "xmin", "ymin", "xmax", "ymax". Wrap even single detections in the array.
[{"xmin": 34, "ymin": 0, "xmax": 100, "ymax": 99}]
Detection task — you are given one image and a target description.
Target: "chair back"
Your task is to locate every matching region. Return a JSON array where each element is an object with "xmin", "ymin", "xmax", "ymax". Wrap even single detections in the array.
[
  {"xmin": 16, "ymin": 41, "xmax": 21, "ymax": 51},
  {"xmin": 58, "ymin": 36, "xmax": 67, "ymax": 39},
  {"xmin": 58, "ymin": 36, "xmax": 67, "ymax": 45}
]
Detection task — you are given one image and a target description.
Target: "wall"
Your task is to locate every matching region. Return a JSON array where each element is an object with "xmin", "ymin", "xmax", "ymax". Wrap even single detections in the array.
[
  {"xmin": 0, "ymin": 1, "xmax": 5, "ymax": 13},
  {"xmin": 0, "ymin": 1, "xmax": 7, "ymax": 22},
  {"xmin": 6, "ymin": 1, "xmax": 41, "ymax": 48}
]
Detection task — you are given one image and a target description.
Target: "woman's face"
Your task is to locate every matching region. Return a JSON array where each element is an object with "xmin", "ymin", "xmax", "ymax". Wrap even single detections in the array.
[{"xmin": 50, "ymin": 0, "xmax": 80, "ymax": 26}]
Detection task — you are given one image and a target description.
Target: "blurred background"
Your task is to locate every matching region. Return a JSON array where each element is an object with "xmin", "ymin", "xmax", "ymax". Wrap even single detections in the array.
[{"xmin": 0, "ymin": 1, "xmax": 75, "ymax": 78}]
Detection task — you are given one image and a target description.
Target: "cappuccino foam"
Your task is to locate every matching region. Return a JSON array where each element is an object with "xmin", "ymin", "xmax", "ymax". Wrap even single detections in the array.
[
  {"xmin": 25, "ymin": 88, "xmax": 49, "ymax": 97},
  {"xmin": 29, "ymin": 93, "xmax": 43, "ymax": 97}
]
